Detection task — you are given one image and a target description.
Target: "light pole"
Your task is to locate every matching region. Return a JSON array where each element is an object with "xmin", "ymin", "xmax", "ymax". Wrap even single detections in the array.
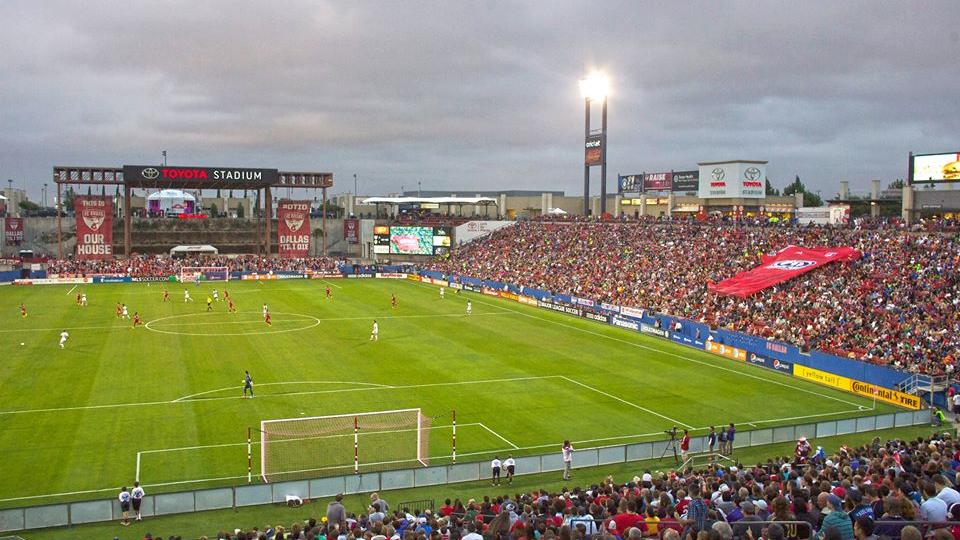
[
  {"xmin": 162, "ymin": 150, "xmax": 167, "ymax": 166},
  {"xmin": 418, "ymin": 181, "xmax": 422, "ymax": 197},
  {"xmin": 353, "ymin": 173, "xmax": 358, "ymax": 196},
  {"xmin": 579, "ymin": 73, "xmax": 609, "ymax": 216},
  {"xmin": 43, "ymin": 183, "xmax": 47, "ymax": 207}
]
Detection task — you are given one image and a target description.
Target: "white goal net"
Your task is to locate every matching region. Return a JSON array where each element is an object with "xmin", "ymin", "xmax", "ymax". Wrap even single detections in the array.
[
  {"xmin": 260, "ymin": 408, "xmax": 430, "ymax": 483},
  {"xmin": 179, "ymin": 266, "xmax": 229, "ymax": 283}
]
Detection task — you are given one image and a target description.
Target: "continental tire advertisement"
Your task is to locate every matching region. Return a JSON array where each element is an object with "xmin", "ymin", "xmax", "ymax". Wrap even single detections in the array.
[{"xmin": 792, "ymin": 365, "xmax": 921, "ymax": 410}]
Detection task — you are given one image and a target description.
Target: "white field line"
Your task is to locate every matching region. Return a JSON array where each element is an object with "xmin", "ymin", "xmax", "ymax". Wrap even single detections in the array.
[
  {"xmin": 173, "ymin": 380, "xmax": 391, "ymax": 402},
  {"xmin": 478, "ymin": 422, "xmax": 519, "ymax": 449},
  {"xmin": 320, "ymin": 279, "xmax": 343, "ymax": 289},
  {"xmin": 463, "ymin": 293, "xmax": 871, "ymax": 410},
  {"xmin": 136, "ymin": 452, "xmax": 141, "ymax": 483},
  {"xmin": 66, "ymin": 285, "xmax": 77, "ymax": 295},
  {"xmin": 0, "ymin": 375, "xmax": 563, "ymax": 416},
  {"xmin": 558, "ymin": 375, "xmax": 695, "ymax": 429}
]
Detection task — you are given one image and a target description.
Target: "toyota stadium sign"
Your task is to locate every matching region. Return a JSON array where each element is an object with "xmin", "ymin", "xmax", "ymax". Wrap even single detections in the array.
[
  {"xmin": 123, "ymin": 165, "xmax": 279, "ymax": 186},
  {"xmin": 697, "ymin": 160, "xmax": 767, "ymax": 199}
]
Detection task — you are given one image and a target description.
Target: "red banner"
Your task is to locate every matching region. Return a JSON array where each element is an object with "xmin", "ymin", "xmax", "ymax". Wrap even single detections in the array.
[
  {"xmin": 344, "ymin": 218, "xmax": 359, "ymax": 244},
  {"xmin": 277, "ymin": 200, "xmax": 311, "ymax": 258},
  {"xmin": 708, "ymin": 245, "xmax": 860, "ymax": 298},
  {"xmin": 75, "ymin": 196, "xmax": 113, "ymax": 260},
  {"xmin": 4, "ymin": 217, "xmax": 23, "ymax": 246}
]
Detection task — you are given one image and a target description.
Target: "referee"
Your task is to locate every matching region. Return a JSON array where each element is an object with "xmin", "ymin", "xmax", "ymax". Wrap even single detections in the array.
[{"xmin": 491, "ymin": 456, "xmax": 502, "ymax": 486}]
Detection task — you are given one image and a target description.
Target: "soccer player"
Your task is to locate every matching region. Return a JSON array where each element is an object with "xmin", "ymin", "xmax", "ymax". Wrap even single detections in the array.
[
  {"xmin": 212, "ymin": 289, "xmax": 219, "ymax": 302},
  {"xmin": 183, "ymin": 289, "xmax": 193, "ymax": 302},
  {"xmin": 391, "ymin": 293, "xmax": 397, "ymax": 309},
  {"xmin": 121, "ymin": 304, "xmax": 130, "ymax": 319},
  {"xmin": 75, "ymin": 292, "xmax": 82, "ymax": 306},
  {"xmin": 466, "ymin": 300, "xmax": 472, "ymax": 316},
  {"xmin": 262, "ymin": 303, "xmax": 269, "ymax": 317},
  {"xmin": 132, "ymin": 312, "xmax": 142, "ymax": 328},
  {"xmin": 227, "ymin": 298, "xmax": 237, "ymax": 313},
  {"xmin": 59, "ymin": 330, "xmax": 69, "ymax": 349},
  {"xmin": 243, "ymin": 370, "xmax": 254, "ymax": 398},
  {"xmin": 223, "ymin": 289, "xmax": 230, "ymax": 300},
  {"xmin": 370, "ymin": 320, "xmax": 379, "ymax": 341},
  {"xmin": 264, "ymin": 311, "xmax": 272, "ymax": 326},
  {"xmin": 131, "ymin": 482, "xmax": 145, "ymax": 521},
  {"xmin": 118, "ymin": 486, "xmax": 131, "ymax": 526},
  {"xmin": 206, "ymin": 295, "xmax": 213, "ymax": 312},
  {"xmin": 162, "ymin": 289, "xmax": 170, "ymax": 302},
  {"xmin": 561, "ymin": 440, "xmax": 573, "ymax": 480},
  {"xmin": 325, "ymin": 286, "xmax": 332, "ymax": 300},
  {"xmin": 19, "ymin": 303, "xmax": 27, "ymax": 318},
  {"xmin": 439, "ymin": 287, "xmax": 445, "ymax": 299},
  {"xmin": 115, "ymin": 302, "xmax": 122, "ymax": 318},
  {"xmin": 504, "ymin": 455, "xmax": 516, "ymax": 484},
  {"xmin": 80, "ymin": 292, "xmax": 87, "ymax": 306},
  {"xmin": 491, "ymin": 455, "xmax": 502, "ymax": 486},
  {"xmin": 194, "ymin": 274, "xmax": 201, "ymax": 287}
]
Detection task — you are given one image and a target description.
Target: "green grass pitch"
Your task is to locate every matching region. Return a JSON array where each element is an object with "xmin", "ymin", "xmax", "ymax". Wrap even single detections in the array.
[{"xmin": 0, "ymin": 277, "xmax": 897, "ymax": 508}]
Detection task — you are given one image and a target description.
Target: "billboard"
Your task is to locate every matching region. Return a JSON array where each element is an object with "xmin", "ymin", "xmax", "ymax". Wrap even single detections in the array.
[
  {"xmin": 671, "ymin": 170, "xmax": 699, "ymax": 192},
  {"xmin": 911, "ymin": 152, "xmax": 960, "ymax": 183},
  {"xmin": 793, "ymin": 365, "xmax": 921, "ymax": 410},
  {"xmin": 643, "ymin": 172, "xmax": 673, "ymax": 191},
  {"xmin": 344, "ymin": 218, "xmax": 359, "ymax": 244},
  {"xmin": 75, "ymin": 196, "xmax": 113, "ymax": 260},
  {"xmin": 585, "ymin": 134, "xmax": 603, "ymax": 166},
  {"xmin": 373, "ymin": 225, "xmax": 390, "ymax": 254},
  {"xmin": 697, "ymin": 161, "xmax": 766, "ymax": 199},
  {"xmin": 389, "ymin": 226, "xmax": 452, "ymax": 255},
  {"xmin": 123, "ymin": 165, "xmax": 279, "ymax": 186},
  {"xmin": 4, "ymin": 217, "xmax": 23, "ymax": 246},
  {"xmin": 618, "ymin": 174, "xmax": 642, "ymax": 193},
  {"xmin": 276, "ymin": 200, "xmax": 311, "ymax": 258}
]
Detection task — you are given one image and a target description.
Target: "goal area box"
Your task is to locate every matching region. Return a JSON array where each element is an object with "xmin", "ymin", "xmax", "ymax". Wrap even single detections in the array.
[
  {"xmin": 179, "ymin": 266, "xmax": 229, "ymax": 282},
  {"xmin": 259, "ymin": 408, "xmax": 430, "ymax": 483}
]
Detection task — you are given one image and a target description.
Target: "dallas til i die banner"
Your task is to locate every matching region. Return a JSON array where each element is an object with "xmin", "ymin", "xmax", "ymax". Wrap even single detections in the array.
[
  {"xmin": 277, "ymin": 200, "xmax": 311, "ymax": 258},
  {"xmin": 74, "ymin": 196, "xmax": 113, "ymax": 260},
  {"xmin": 4, "ymin": 217, "xmax": 24, "ymax": 245}
]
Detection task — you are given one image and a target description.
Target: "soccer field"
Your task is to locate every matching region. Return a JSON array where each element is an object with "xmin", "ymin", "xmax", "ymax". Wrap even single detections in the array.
[{"xmin": 0, "ymin": 277, "xmax": 896, "ymax": 508}]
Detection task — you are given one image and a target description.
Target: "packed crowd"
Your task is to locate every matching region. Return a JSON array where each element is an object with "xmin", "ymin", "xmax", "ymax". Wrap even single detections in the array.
[
  {"xmin": 429, "ymin": 221, "xmax": 960, "ymax": 373},
  {"xmin": 152, "ymin": 430, "xmax": 960, "ymax": 539},
  {"xmin": 46, "ymin": 255, "xmax": 343, "ymax": 277}
]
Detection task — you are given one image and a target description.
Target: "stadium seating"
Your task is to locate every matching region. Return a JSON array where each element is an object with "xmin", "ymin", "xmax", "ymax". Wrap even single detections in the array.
[
  {"xmin": 46, "ymin": 255, "xmax": 342, "ymax": 277},
  {"xmin": 128, "ymin": 429, "xmax": 960, "ymax": 539},
  {"xmin": 429, "ymin": 219, "xmax": 960, "ymax": 376}
]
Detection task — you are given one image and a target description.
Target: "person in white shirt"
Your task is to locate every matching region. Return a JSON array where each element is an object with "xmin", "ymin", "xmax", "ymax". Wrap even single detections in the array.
[
  {"xmin": 935, "ymin": 475, "xmax": 960, "ymax": 506},
  {"xmin": 491, "ymin": 456, "xmax": 502, "ymax": 486},
  {"xmin": 370, "ymin": 320, "xmax": 379, "ymax": 341},
  {"xmin": 131, "ymin": 481, "xmax": 145, "ymax": 521},
  {"xmin": 59, "ymin": 330, "xmax": 69, "ymax": 349},
  {"xmin": 562, "ymin": 440, "xmax": 574, "ymax": 480},
  {"xmin": 504, "ymin": 455, "xmax": 516, "ymax": 485},
  {"xmin": 262, "ymin": 303, "xmax": 269, "ymax": 317},
  {"xmin": 183, "ymin": 289, "xmax": 192, "ymax": 302},
  {"xmin": 80, "ymin": 293, "xmax": 87, "ymax": 306},
  {"xmin": 121, "ymin": 304, "xmax": 130, "ymax": 319},
  {"xmin": 466, "ymin": 301, "xmax": 472, "ymax": 316},
  {"xmin": 213, "ymin": 289, "xmax": 219, "ymax": 302},
  {"xmin": 462, "ymin": 522, "xmax": 483, "ymax": 540},
  {"xmin": 952, "ymin": 392, "xmax": 960, "ymax": 415},
  {"xmin": 439, "ymin": 287, "xmax": 445, "ymax": 299},
  {"xmin": 118, "ymin": 486, "xmax": 132, "ymax": 526}
]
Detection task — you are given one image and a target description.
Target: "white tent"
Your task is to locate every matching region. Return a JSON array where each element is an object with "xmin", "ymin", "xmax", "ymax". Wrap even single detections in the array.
[
  {"xmin": 547, "ymin": 207, "xmax": 568, "ymax": 215},
  {"xmin": 169, "ymin": 245, "xmax": 219, "ymax": 256}
]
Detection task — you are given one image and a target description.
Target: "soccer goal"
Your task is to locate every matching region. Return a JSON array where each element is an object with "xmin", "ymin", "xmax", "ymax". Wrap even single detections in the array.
[
  {"xmin": 179, "ymin": 266, "xmax": 229, "ymax": 283},
  {"xmin": 259, "ymin": 408, "xmax": 431, "ymax": 483}
]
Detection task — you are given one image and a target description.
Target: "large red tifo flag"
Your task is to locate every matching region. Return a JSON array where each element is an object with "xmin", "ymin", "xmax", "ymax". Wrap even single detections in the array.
[
  {"xmin": 708, "ymin": 245, "xmax": 861, "ymax": 298},
  {"xmin": 277, "ymin": 200, "xmax": 311, "ymax": 258},
  {"xmin": 75, "ymin": 196, "xmax": 113, "ymax": 260}
]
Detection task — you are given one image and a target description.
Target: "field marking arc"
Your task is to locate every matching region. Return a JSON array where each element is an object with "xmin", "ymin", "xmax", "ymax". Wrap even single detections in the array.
[
  {"xmin": 459, "ymin": 290, "xmax": 872, "ymax": 411},
  {"xmin": 145, "ymin": 312, "xmax": 321, "ymax": 337}
]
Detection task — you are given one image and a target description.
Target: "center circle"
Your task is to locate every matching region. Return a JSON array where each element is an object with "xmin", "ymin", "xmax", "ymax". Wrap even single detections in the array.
[{"xmin": 145, "ymin": 311, "xmax": 321, "ymax": 337}]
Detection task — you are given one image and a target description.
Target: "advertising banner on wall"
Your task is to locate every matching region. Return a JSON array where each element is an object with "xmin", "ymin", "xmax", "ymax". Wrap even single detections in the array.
[
  {"xmin": 671, "ymin": 170, "xmax": 699, "ymax": 192},
  {"xmin": 277, "ymin": 200, "xmax": 311, "ymax": 258},
  {"xmin": 344, "ymin": 218, "xmax": 359, "ymax": 244},
  {"xmin": 643, "ymin": 172, "xmax": 673, "ymax": 191},
  {"xmin": 618, "ymin": 175, "xmax": 642, "ymax": 193},
  {"xmin": 75, "ymin": 196, "xmax": 113, "ymax": 260},
  {"xmin": 793, "ymin": 365, "xmax": 921, "ymax": 409},
  {"xmin": 454, "ymin": 220, "xmax": 513, "ymax": 245},
  {"xmin": 4, "ymin": 217, "xmax": 23, "ymax": 245},
  {"xmin": 697, "ymin": 161, "xmax": 766, "ymax": 199},
  {"xmin": 585, "ymin": 135, "xmax": 603, "ymax": 166}
]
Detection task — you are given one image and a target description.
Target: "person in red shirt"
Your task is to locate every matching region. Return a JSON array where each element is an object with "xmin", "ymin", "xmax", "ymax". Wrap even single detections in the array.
[
  {"xmin": 115, "ymin": 303, "xmax": 122, "ymax": 318},
  {"xmin": 264, "ymin": 312, "xmax": 272, "ymax": 326},
  {"xmin": 439, "ymin": 499, "xmax": 454, "ymax": 517},
  {"xmin": 611, "ymin": 500, "xmax": 644, "ymax": 537},
  {"xmin": 162, "ymin": 289, "xmax": 170, "ymax": 302},
  {"xmin": 20, "ymin": 303, "xmax": 27, "ymax": 318},
  {"xmin": 227, "ymin": 298, "xmax": 237, "ymax": 313},
  {"xmin": 680, "ymin": 429, "xmax": 691, "ymax": 461},
  {"xmin": 326, "ymin": 286, "xmax": 332, "ymax": 300},
  {"xmin": 132, "ymin": 312, "xmax": 142, "ymax": 328}
]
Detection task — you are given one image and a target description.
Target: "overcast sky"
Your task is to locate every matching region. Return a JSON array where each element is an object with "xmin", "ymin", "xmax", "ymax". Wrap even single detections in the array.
[{"xmin": 0, "ymin": 1, "xmax": 956, "ymax": 201}]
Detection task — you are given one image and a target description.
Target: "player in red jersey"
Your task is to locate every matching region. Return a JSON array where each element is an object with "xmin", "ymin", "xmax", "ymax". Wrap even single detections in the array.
[
  {"xmin": 20, "ymin": 303, "xmax": 27, "ymax": 318},
  {"xmin": 325, "ymin": 286, "xmax": 332, "ymax": 300},
  {"xmin": 264, "ymin": 312, "xmax": 272, "ymax": 326},
  {"xmin": 132, "ymin": 312, "xmax": 142, "ymax": 328},
  {"xmin": 227, "ymin": 298, "xmax": 237, "ymax": 313},
  {"xmin": 391, "ymin": 293, "xmax": 397, "ymax": 309},
  {"xmin": 223, "ymin": 289, "xmax": 230, "ymax": 300},
  {"xmin": 162, "ymin": 289, "xmax": 170, "ymax": 302},
  {"xmin": 76, "ymin": 292, "xmax": 82, "ymax": 306},
  {"xmin": 116, "ymin": 303, "xmax": 123, "ymax": 318}
]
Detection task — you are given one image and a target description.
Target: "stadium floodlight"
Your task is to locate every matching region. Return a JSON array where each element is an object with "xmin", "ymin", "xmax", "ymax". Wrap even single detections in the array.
[{"xmin": 579, "ymin": 73, "xmax": 609, "ymax": 102}]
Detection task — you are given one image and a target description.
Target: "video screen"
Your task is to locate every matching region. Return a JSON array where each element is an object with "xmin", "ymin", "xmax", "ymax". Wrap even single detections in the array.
[
  {"xmin": 390, "ymin": 226, "xmax": 434, "ymax": 255},
  {"xmin": 913, "ymin": 152, "xmax": 960, "ymax": 182},
  {"xmin": 373, "ymin": 226, "xmax": 391, "ymax": 254}
]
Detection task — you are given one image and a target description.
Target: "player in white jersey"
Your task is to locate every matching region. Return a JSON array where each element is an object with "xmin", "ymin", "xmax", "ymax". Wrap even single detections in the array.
[
  {"xmin": 466, "ymin": 300, "xmax": 472, "ymax": 315},
  {"xmin": 262, "ymin": 303, "xmax": 269, "ymax": 317},
  {"xmin": 121, "ymin": 304, "xmax": 130, "ymax": 319},
  {"xmin": 491, "ymin": 456, "xmax": 502, "ymax": 486},
  {"xmin": 370, "ymin": 320, "xmax": 379, "ymax": 341},
  {"xmin": 118, "ymin": 487, "xmax": 131, "ymax": 526},
  {"xmin": 439, "ymin": 287, "xmax": 445, "ymax": 299},
  {"xmin": 59, "ymin": 330, "xmax": 69, "ymax": 349},
  {"xmin": 504, "ymin": 455, "xmax": 516, "ymax": 484},
  {"xmin": 212, "ymin": 289, "xmax": 219, "ymax": 302},
  {"xmin": 80, "ymin": 292, "xmax": 87, "ymax": 306},
  {"xmin": 183, "ymin": 289, "xmax": 193, "ymax": 302},
  {"xmin": 131, "ymin": 482, "xmax": 145, "ymax": 521}
]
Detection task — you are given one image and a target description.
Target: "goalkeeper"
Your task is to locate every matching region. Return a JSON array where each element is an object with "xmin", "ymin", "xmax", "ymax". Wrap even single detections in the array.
[{"xmin": 243, "ymin": 370, "xmax": 255, "ymax": 398}]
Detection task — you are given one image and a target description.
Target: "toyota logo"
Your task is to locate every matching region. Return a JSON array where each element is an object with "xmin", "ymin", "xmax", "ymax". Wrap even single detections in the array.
[
  {"xmin": 711, "ymin": 168, "xmax": 725, "ymax": 181},
  {"xmin": 141, "ymin": 167, "xmax": 160, "ymax": 179},
  {"xmin": 744, "ymin": 167, "xmax": 762, "ymax": 181}
]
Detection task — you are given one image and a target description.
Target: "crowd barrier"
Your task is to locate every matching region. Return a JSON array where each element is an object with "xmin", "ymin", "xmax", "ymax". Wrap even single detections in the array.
[
  {"xmin": 417, "ymin": 271, "xmax": 931, "ymax": 410},
  {"xmin": 0, "ymin": 410, "xmax": 932, "ymax": 533}
]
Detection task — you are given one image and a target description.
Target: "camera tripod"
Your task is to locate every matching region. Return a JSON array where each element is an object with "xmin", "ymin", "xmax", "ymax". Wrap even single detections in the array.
[{"xmin": 660, "ymin": 428, "xmax": 680, "ymax": 464}]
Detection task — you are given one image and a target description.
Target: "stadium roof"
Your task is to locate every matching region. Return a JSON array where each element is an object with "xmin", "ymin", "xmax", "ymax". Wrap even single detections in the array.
[{"xmin": 361, "ymin": 196, "xmax": 498, "ymax": 205}]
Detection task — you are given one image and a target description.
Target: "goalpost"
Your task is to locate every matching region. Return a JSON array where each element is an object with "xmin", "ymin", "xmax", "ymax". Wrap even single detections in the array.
[
  {"xmin": 259, "ymin": 408, "xmax": 431, "ymax": 483},
  {"xmin": 178, "ymin": 266, "xmax": 229, "ymax": 283}
]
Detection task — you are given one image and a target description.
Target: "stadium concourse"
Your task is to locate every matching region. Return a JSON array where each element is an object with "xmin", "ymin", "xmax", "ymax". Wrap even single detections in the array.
[
  {"xmin": 45, "ymin": 429, "xmax": 960, "ymax": 540},
  {"xmin": 428, "ymin": 218, "xmax": 960, "ymax": 377}
]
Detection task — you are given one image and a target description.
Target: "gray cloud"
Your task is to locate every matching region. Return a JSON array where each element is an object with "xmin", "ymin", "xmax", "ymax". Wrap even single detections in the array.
[{"xmin": 0, "ymin": 0, "xmax": 956, "ymax": 200}]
